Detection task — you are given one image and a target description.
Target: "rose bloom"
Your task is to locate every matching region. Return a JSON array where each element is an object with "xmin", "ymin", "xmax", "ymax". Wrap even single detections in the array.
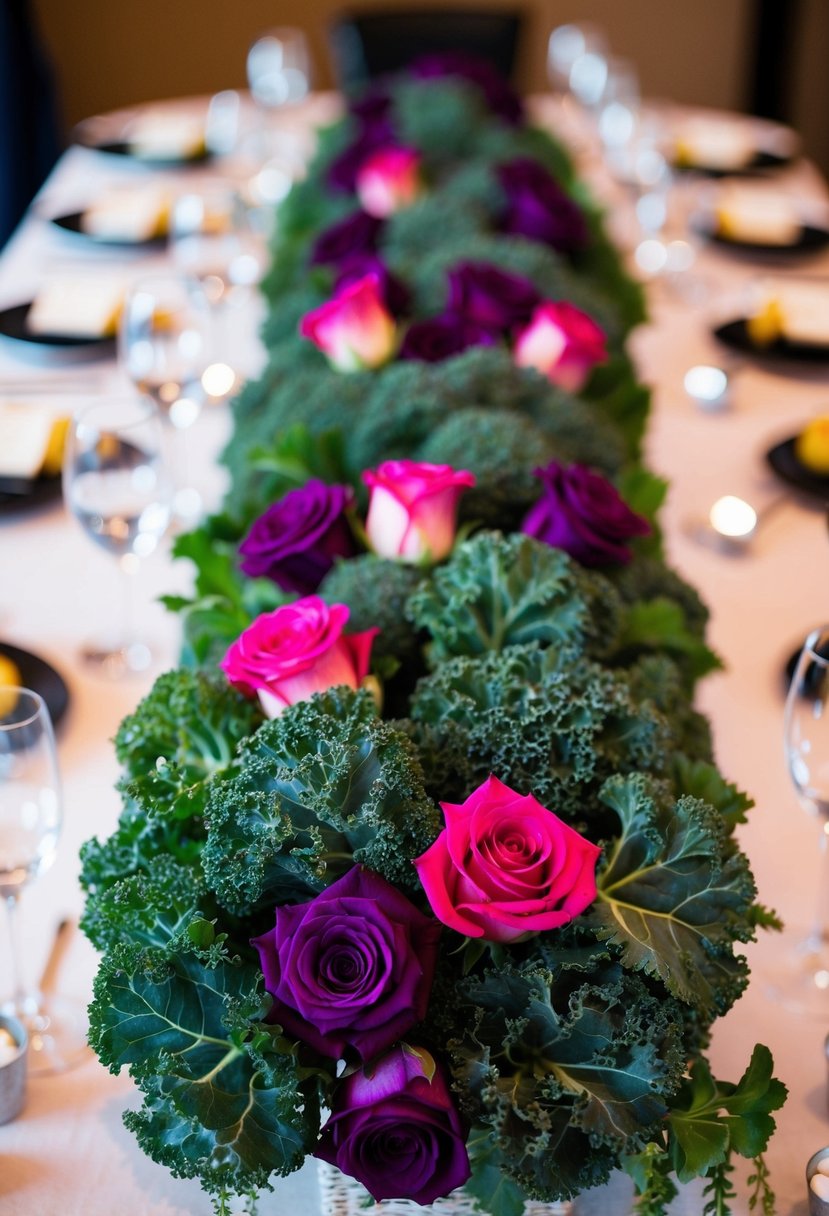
[
  {"xmin": 327, "ymin": 119, "xmax": 396, "ymax": 193},
  {"xmin": 300, "ymin": 273, "xmax": 397, "ymax": 372},
  {"xmin": 334, "ymin": 254, "xmax": 411, "ymax": 317},
  {"xmin": 308, "ymin": 210, "xmax": 384, "ymax": 269},
  {"xmin": 522, "ymin": 461, "xmax": 651, "ymax": 567},
  {"xmin": 314, "ymin": 1044, "xmax": 471, "ymax": 1204},
  {"xmin": 446, "ymin": 261, "xmax": 541, "ymax": 333},
  {"xmin": 399, "ymin": 313, "xmax": 498, "ymax": 362},
  {"xmin": 356, "ymin": 146, "xmax": 423, "ymax": 218},
  {"xmin": 414, "ymin": 774, "xmax": 601, "ymax": 943},
  {"xmin": 362, "ymin": 460, "xmax": 476, "ymax": 562},
  {"xmin": 251, "ymin": 866, "xmax": 441, "ymax": 1061},
  {"xmin": 514, "ymin": 300, "xmax": 608, "ymax": 393},
  {"xmin": 220, "ymin": 596, "xmax": 377, "ymax": 718},
  {"xmin": 497, "ymin": 157, "xmax": 589, "ymax": 252},
  {"xmin": 239, "ymin": 480, "xmax": 355, "ymax": 595},
  {"xmin": 411, "ymin": 51, "xmax": 524, "ymax": 125}
]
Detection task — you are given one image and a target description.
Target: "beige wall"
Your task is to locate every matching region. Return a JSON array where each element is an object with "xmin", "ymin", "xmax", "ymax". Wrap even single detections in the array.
[{"xmin": 33, "ymin": 0, "xmax": 755, "ymax": 132}]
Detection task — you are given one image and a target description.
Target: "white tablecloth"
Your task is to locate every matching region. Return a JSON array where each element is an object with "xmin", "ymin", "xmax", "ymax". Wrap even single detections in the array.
[{"xmin": 1, "ymin": 95, "xmax": 828, "ymax": 1215}]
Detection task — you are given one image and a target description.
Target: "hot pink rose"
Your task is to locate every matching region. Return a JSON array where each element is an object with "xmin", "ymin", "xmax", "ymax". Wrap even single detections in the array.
[
  {"xmin": 413, "ymin": 774, "xmax": 601, "ymax": 943},
  {"xmin": 220, "ymin": 596, "xmax": 378, "ymax": 718},
  {"xmin": 514, "ymin": 301, "xmax": 608, "ymax": 393},
  {"xmin": 362, "ymin": 460, "xmax": 476, "ymax": 562},
  {"xmin": 300, "ymin": 273, "xmax": 397, "ymax": 371},
  {"xmin": 356, "ymin": 146, "xmax": 423, "ymax": 218}
]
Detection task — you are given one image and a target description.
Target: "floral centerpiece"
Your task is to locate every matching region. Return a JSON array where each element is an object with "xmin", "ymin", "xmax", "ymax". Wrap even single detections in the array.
[{"xmin": 80, "ymin": 56, "xmax": 784, "ymax": 1216}]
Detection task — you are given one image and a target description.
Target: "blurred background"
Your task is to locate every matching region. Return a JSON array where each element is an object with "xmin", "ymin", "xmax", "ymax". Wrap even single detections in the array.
[{"xmin": 26, "ymin": 0, "xmax": 829, "ymax": 178}]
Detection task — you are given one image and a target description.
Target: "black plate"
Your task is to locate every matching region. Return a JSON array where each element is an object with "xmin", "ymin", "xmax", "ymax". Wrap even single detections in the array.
[
  {"xmin": 0, "ymin": 642, "xmax": 69, "ymax": 729},
  {"xmin": 674, "ymin": 149, "xmax": 793, "ymax": 178},
  {"xmin": 74, "ymin": 133, "xmax": 211, "ymax": 168},
  {"xmin": 0, "ymin": 471, "xmax": 62, "ymax": 516},
  {"xmin": 713, "ymin": 319, "xmax": 829, "ymax": 367},
  {"xmin": 696, "ymin": 222, "xmax": 829, "ymax": 258},
  {"xmin": 0, "ymin": 303, "xmax": 116, "ymax": 356},
  {"xmin": 49, "ymin": 210, "xmax": 167, "ymax": 250},
  {"xmin": 765, "ymin": 436, "xmax": 829, "ymax": 503}
]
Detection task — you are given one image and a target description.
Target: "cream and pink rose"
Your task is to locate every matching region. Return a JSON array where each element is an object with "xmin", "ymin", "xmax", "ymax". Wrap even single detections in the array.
[
  {"xmin": 220, "ymin": 596, "xmax": 377, "ymax": 718},
  {"xmin": 413, "ymin": 774, "xmax": 601, "ymax": 943},
  {"xmin": 356, "ymin": 146, "xmax": 423, "ymax": 218},
  {"xmin": 300, "ymin": 273, "xmax": 397, "ymax": 371},
  {"xmin": 514, "ymin": 300, "xmax": 608, "ymax": 393},
  {"xmin": 362, "ymin": 460, "xmax": 475, "ymax": 563}
]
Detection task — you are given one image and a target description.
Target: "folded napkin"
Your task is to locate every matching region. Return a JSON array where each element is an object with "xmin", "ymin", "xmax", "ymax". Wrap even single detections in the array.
[
  {"xmin": 675, "ymin": 119, "xmax": 756, "ymax": 170},
  {"xmin": 0, "ymin": 402, "xmax": 67, "ymax": 481},
  {"xmin": 749, "ymin": 279, "xmax": 829, "ymax": 346},
  {"xmin": 126, "ymin": 112, "xmax": 206, "ymax": 160},
  {"xmin": 81, "ymin": 185, "xmax": 170, "ymax": 241},
  {"xmin": 714, "ymin": 186, "xmax": 801, "ymax": 245},
  {"xmin": 27, "ymin": 276, "xmax": 125, "ymax": 338}
]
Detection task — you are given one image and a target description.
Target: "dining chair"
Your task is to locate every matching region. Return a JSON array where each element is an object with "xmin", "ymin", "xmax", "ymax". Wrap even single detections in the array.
[{"xmin": 329, "ymin": 7, "xmax": 524, "ymax": 89}]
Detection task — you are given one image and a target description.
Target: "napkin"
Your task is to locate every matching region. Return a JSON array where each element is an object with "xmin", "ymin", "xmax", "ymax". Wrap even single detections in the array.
[
  {"xmin": 0, "ymin": 402, "xmax": 67, "ymax": 481},
  {"xmin": 126, "ymin": 112, "xmax": 206, "ymax": 161},
  {"xmin": 675, "ymin": 119, "xmax": 755, "ymax": 170},
  {"xmin": 749, "ymin": 279, "xmax": 829, "ymax": 346},
  {"xmin": 27, "ymin": 276, "xmax": 124, "ymax": 338},
  {"xmin": 714, "ymin": 186, "xmax": 801, "ymax": 245},
  {"xmin": 81, "ymin": 185, "xmax": 170, "ymax": 241}
]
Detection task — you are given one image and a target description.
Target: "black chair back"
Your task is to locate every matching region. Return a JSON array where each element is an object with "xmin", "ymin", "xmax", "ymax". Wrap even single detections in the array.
[{"xmin": 330, "ymin": 8, "xmax": 523, "ymax": 89}]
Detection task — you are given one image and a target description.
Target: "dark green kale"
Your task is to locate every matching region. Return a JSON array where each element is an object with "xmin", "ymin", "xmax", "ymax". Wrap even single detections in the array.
[
  {"xmin": 318, "ymin": 554, "xmax": 427, "ymax": 667},
  {"xmin": 406, "ymin": 531, "xmax": 623, "ymax": 665},
  {"xmin": 202, "ymin": 688, "xmax": 440, "ymax": 915}
]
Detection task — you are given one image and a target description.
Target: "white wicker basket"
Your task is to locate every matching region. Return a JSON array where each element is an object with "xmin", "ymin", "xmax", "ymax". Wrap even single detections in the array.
[{"xmin": 316, "ymin": 1161, "xmax": 573, "ymax": 1216}]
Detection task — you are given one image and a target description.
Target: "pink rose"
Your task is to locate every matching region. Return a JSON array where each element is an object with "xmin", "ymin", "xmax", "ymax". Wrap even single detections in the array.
[
  {"xmin": 220, "ymin": 596, "xmax": 378, "ymax": 718},
  {"xmin": 413, "ymin": 774, "xmax": 601, "ymax": 943},
  {"xmin": 356, "ymin": 146, "xmax": 423, "ymax": 218},
  {"xmin": 300, "ymin": 273, "xmax": 397, "ymax": 371},
  {"xmin": 362, "ymin": 460, "xmax": 476, "ymax": 562},
  {"xmin": 514, "ymin": 300, "xmax": 608, "ymax": 393}
]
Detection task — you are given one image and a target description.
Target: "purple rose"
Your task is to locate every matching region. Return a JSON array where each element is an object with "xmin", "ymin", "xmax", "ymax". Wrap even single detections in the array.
[
  {"xmin": 335, "ymin": 254, "xmax": 411, "ymax": 317},
  {"xmin": 447, "ymin": 262, "xmax": 541, "ymax": 332},
  {"xmin": 521, "ymin": 461, "xmax": 651, "ymax": 567},
  {"xmin": 498, "ymin": 158, "xmax": 589, "ymax": 252},
  {"xmin": 410, "ymin": 52, "xmax": 524, "ymax": 126},
  {"xmin": 309, "ymin": 210, "xmax": 384, "ymax": 269},
  {"xmin": 399, "ymin": 313, "xmax": 498, "ymax": 362},
  {"xmin": 251, "ymin": 866, "xmax": 441, "ymax": 1061},
  {"xmin": 348, "ymin": 88, "xmax": 393, "ymax": 127},
  {"xmin": 314, "ymin": 1044, "xmax": 471, "ymax": 1204},
  {"xmin": 239, "ymin": 480, "xmax": 356, "ymax": 594}
]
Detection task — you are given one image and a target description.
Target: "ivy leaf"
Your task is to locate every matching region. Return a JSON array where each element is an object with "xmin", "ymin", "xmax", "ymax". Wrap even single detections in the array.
[{"xmin": 588, "ymin": 774, "xmax": 755, "ymax": 1016}]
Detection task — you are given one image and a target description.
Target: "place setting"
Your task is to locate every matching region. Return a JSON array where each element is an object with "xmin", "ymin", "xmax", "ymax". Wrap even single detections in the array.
[{"xmin": 711, "ymin": 275, "xmax": 829, "ymax": 372}]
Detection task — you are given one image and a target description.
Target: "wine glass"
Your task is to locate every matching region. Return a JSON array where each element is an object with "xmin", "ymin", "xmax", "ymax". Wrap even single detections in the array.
[
  {"xmin": 119, "ymin": 273, "xmax": 212, "ymax": 522},
  {"xmin": 0, "ymin": 687, "xmax": 87, "ymax": 1073},
  {"xmin": 63, "ymin": 396, "xmax": 172, "ymax": 677},
  {"xmin": 773, "ymin": 626, "xmax": 829, "ymax": 1014},
  {"xmin": 246, "ymin": 26, "xmax": 311, "ymax": 111}
]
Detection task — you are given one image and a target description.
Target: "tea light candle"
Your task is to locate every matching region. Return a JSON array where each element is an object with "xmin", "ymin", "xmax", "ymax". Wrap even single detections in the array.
[
  {"xmin": 0, "ymin": 1027, "xmax": 18, "ymax": 1066},
  {"xmin": 806, "ymin": 1147, "xmax": 829, "ymax": 1214},
  {"xmin": 0, "ymin": 1016, "xmax": 26, "ymax": 1125}
]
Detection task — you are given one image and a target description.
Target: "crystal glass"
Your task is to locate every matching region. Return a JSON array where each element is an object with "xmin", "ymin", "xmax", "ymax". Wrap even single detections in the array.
[
  {"xmin": 63, "ymin": 396, "xmax": 172, "ymax": 676},
  {"xmin": 771, "ymin": 626, "xmax": 829, "ymax": 1014},
  {"xmin": 0, "ymin": 688, "xmax": 87, "ymax": 1073},
  {"xmin": 247, "ymin": 26, "xmax": 311, "ymax": 111},
  {"xmin": 119, "ymin": 274, "xmax": 212, "ymax": 522}
]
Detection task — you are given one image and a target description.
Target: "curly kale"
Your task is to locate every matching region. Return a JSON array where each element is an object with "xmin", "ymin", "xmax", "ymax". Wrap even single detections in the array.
[
  {"xmin": 406, "ymin": 531, "xmax": 623, "ymax": 665},
  {"xmin": 203, "ymin": 687, "xmax": 440, "ymax": 915},
  {"xmin": 450, "ymin": 961, "xmax": 686, "ymax": 1202},
  {"xmin": 626, "ymin": 654, "xmax": 714, "ymax": 763},
  {"xmin": 408, "ymin": 642, "xmax": 668, "ymax": 827},
  {"xmin": 318, "ymin": 554, "xmax": 427, "ymax": 667}
]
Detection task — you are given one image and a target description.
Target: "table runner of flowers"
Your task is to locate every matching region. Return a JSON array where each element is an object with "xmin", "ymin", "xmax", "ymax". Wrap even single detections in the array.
[{"xmin": 80, "ymin": 56, "xmax": 785, "ymax": 1216}]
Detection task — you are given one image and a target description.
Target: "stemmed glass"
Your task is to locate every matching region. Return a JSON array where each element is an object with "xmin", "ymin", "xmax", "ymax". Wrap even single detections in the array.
[
  {"xmin": 119, "ymin": 273, "xmax": 210, "ymax": 523},
  {"xmin": 775, "ymin": 625, "xmax": 829, "ymax": 1014},
  {"xmin": 246, "ymin": 26, "xmax": 311, "ymax": 112},
  {"xmin": 63, "ymin": 396, "xmax": 172, "ymax": 677},
  {"xmin": 0, "ymin": 687, "xmax": 87, "ymax": 1073}
]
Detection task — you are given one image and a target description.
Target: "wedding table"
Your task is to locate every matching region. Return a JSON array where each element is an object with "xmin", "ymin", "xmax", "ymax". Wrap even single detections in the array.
[{"xmin": 1, "ymin": 92, "xmax": 828, "ymax": 1215}]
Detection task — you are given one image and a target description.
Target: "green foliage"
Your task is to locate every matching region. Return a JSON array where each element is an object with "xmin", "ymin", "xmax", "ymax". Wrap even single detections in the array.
[
  {"xmin": 203, "ymin": 688, "xmax": 440, "ymax": 914},
  {"xmin": 407, "ymin": 531, "xmax": 623, "ymax": 664},
  {"xmin": 588, "ymin": 774, "xmax": 757, "ymax": 1017},
  {"xmin": 318, "ymin": 554, "xmax": 427, "ymax": 666},
  {"xmin": 409, "ymin": 642, "xmax": 668, "ymax": 821}
]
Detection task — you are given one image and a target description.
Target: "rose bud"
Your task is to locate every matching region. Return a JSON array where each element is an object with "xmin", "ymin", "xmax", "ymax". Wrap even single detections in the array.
[
  {"xmin": 446, "ymin": 261, "xmax": 541, "ymax": 333},
  {"xmin": 414, "ymin": 773, "xmax": 601, "ymax": 943},
  {"xmin": 300, "ymin": 273, "xmax": 397, "ymax": 372},
  {"xmin": 362, "ymin": 459, "xmax": 475, "ymax": 563},
  {"xmin": 514, "ymin": 300, "xmax": 608, "ymax": 393},
  {"xmin": 399, "ymin": 313, "xmax": 498, "ymax": 362},
  {"xmin": 239, "ymin": 480, "xmax": 356, "ymax": 595},
  {"xmin": 497, "ymin": 157, "xmax": 589, "ymax": 252},
  {"xmin": 251, "ymin": 865, "xmax": 441, "ymax": 1060},
  {"xmin": 356, "ymin": 146, "xmax": 423, "ymax": 218},
  {"xmin": 522, "ymin": 461, "xmax": 651, "ymax": 567},
  {"xmin": 220, "ymin": 596, "xmax": 377, "ymax": 718},
  {"xmin": 308, "ymin": 210, "xmax": 384, "ymax": 269},
  {"xmin": 314, "ymin": 1043, "xmax": 471, "ymax": 1204}
]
